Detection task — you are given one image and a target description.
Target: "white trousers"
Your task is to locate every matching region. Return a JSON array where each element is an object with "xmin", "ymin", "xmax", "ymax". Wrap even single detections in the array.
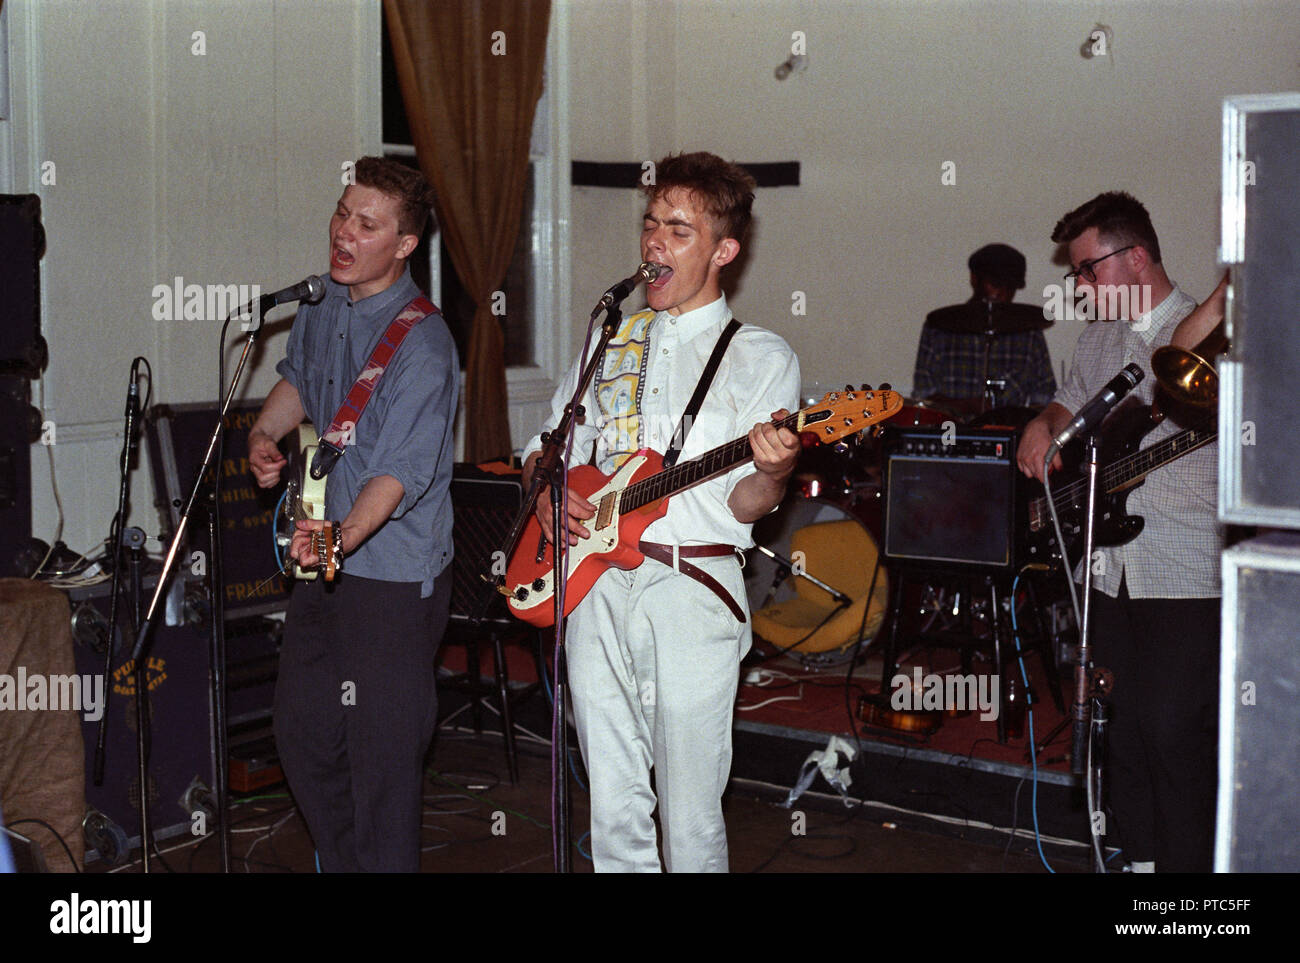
[{"xmin": 566, "ymin": 553, "xmax": 751, "ymax": 872}]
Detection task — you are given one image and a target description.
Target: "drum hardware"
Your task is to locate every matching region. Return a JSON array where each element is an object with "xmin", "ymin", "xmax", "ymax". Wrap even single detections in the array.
[
  {"xmin": 745, "ymin": 494, "xmax": 888, "ymax": 663},
  {"xmin": 924, "ymin": 300, "xmax": 1052, "ymax": 336},
  {"xmin": 922, "ymin": 299, "xmax": 1054, "ymax": 417},
  {"xmin": 751, "ymin": 543, "xmax": 851, "ymax": 611}
]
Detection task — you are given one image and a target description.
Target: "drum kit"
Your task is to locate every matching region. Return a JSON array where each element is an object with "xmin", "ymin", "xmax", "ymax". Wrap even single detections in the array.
[
  {"xmin": 746, "ymin": 393, "xmax": 1041, "ymax": 662},
  {"xmin": 745, "ymin": 299, "xmax": 1052, "ymax": 663}
]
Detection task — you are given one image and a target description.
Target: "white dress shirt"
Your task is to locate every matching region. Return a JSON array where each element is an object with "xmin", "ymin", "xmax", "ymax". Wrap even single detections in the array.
[{"xmin": 523, "ymin": 295, "xmax": 801, "ymax": 549}]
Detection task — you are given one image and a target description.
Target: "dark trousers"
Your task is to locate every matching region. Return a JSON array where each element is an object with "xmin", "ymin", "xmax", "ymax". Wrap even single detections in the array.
[
  {"xmin": 1088, "ymin": 577, "xmax": 1219, "ymax": 872},
  {"xmin": 274, "ymin": 569, "xmax": 451, "ymax": 872}
]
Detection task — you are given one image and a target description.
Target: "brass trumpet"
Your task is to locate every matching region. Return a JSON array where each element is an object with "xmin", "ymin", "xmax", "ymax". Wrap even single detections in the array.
[{"xmin": 1151, "ymin": 323, "xmax": 1227, "ymax": 408}]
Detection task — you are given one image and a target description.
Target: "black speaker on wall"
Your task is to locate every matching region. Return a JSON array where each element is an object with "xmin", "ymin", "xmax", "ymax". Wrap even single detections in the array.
[
  {"xmin": 0, "ymin": 194, "xmax": 46, "ymax": 376},
  {"xmin": 0, "ymin": 375, "xmax": 39, "ymax": 577}
]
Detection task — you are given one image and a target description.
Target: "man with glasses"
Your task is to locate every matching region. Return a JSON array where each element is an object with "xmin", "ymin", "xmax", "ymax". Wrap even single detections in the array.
[{"xmin": 1017, "ymin": 191, "xmax": 1221, "ymax": 873}]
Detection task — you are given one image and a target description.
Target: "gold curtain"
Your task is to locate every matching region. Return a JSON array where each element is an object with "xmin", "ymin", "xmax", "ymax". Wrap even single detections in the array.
[{"xmin": 385, "ymin": 0, "xmax": 551, "ymax": 462}]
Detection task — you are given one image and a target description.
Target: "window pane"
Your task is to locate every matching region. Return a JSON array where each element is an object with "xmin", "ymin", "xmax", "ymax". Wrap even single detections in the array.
[{"xmin": 380, "ymin": 17, "xmax": 411, "ymax": 146}]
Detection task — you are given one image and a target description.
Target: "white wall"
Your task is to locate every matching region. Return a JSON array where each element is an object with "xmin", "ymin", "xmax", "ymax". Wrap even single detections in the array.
[
  {"xmin": 13, "ymin": 0, "xmax": 379, "ymax": 557},
  {"xmin": 10, "ymin": 0, "xmax": 1300, "ymax": 561},
  {"xmin": 560, "ymin": 0, "xmax": 1300, "ymax": 401}
]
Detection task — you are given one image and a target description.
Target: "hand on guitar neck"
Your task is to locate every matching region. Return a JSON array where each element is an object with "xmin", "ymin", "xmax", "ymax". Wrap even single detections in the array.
[
  {"xmin": 728, "ymin": 408, "xmax": 801, "ymax": 523},
  {"xmin": 522, "ymin": 408, "xmax": 800, "ymax": 544}
]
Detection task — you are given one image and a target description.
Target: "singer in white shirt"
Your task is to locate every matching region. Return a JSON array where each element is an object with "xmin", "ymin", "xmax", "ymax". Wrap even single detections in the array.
[{"xmin": 522, "ymin": 152, "xmax": 800, "ymax": 872}]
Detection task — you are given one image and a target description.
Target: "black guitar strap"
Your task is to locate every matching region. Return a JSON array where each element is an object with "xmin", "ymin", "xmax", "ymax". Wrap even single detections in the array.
[{"xmin": 662, "ymin": 317, "xmax": 743, "ymax": 468}]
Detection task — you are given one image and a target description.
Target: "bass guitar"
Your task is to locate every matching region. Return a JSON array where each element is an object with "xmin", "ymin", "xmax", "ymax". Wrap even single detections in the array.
[
  {"xmin": 1025, "ymin": 404, "xmax": 1216, "ymax": 568},
  {"xmin": 275, "ymin": 423, "xmax": 343, "ymax": 581},
  {"xmin": 504, "ymin": 387, "xmax": 905, "ymax": 627}
]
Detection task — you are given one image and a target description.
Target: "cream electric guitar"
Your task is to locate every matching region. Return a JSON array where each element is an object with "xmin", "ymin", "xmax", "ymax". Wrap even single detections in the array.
[
  {"xmin": 504, "ymin": 387, "xmax": 905, "ymax": 627},
  {"xmin": 276, "ymin": 424, "xmax": 342, "ymax": 581}
]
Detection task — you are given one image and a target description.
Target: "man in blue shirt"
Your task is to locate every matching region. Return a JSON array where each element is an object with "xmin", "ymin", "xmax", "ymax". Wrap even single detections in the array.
[{"xmin": 248, "ymin": 157, "xmax": 458, "ymax": 871}]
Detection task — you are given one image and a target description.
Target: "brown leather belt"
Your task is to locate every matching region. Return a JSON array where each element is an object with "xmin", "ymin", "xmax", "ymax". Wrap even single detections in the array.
[{"xmin": 638, "ymin": 541, "xmax": 746, "ymax": 623}]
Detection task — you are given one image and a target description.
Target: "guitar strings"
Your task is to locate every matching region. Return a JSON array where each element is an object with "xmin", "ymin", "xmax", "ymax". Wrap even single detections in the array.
[{"xmin": 1031, "ymin": 415, "xmax": 1216, "ymax": 523}]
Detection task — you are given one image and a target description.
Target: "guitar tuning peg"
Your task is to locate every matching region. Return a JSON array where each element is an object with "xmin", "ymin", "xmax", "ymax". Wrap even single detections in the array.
[
  {"xmin": 860, "ymin": 383, "xmax": 872, "ymax": 392},
  {"xmin": 879, "ymin": 382, "xmax": 892, "ymax": 392}
]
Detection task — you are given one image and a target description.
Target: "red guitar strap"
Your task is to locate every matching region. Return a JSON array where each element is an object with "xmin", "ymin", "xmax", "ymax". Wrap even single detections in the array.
[{"xmin": 309, "ymin": 295, "xmax": 437, "ymax": 480}]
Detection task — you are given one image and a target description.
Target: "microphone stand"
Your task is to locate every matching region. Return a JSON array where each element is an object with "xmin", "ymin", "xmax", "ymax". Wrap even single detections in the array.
[
  {"xmin": 484, "ymin": 284, "xmax": 640, "ymax": 874},
  {"xmin": 1071, "ymin": 433, "xmax": 1109, "ymax": 872},
  {"xmin": 128, "ymin": 305, "xmax": 271, "ymax": 874},
  {"xmin": 94, "ymin": 361, "xmax": 140, "ymax": 791},
  {"xmin": 122, "ymin": 526, "xmax": 151, "ymax": 873},
  {"xmin": 95, "ymin": 363, "xmax": 162, "ymax": 870}
]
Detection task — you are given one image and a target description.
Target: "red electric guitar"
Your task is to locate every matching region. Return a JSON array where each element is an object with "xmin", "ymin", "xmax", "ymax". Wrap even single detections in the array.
[{"xmin": 504, "ymin": 387, "xmax": 905, "ymax": 627}]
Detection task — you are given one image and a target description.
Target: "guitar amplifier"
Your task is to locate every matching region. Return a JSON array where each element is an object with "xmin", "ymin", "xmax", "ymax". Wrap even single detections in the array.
[
  {"xmin": 450, "ymin": 464, "xmax": 523, "ymax": 624},
  {"xmin": 146, "ymin": 400, "xmax": 289, "ymax": 617},
  {"xmin": 882, "ymin": 427, "xmax": 1022, "ymax": 572}
]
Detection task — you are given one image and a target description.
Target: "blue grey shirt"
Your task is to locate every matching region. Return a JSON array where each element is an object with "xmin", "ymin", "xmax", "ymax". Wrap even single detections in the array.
[{"xmin": 276, "ymin": 269, "xmax": 458, "ymax": 596}]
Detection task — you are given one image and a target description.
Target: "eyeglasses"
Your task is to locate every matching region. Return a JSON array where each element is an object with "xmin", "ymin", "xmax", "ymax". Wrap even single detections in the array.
[{"xmin": 1064, "ymin": 245, "xmax": 1134, "ymax": 283}]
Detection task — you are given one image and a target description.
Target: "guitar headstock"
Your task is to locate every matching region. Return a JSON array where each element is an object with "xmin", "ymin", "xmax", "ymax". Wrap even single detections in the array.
[
  {"xmin": 795, "ymin": 386, "xmax": 905, "ymax": 446},
  {"xmin": 303, "ymin": 522, "xmax": 342, "ymax": 582}
]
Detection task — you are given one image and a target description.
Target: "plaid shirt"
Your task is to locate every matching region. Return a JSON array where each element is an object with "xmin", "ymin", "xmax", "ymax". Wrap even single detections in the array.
[
  {"xmin": 913, "ymin": 314, "xmax": 1057, "ymax": 407},
  {"xmin": 1053, "ymin": 286, "xmax": 1222, "ymax": 598}
]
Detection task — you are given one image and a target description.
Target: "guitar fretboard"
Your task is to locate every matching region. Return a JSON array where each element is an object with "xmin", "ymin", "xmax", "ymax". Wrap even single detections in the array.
[
  {"xmin": 618, "ymin": 411, "xmax": 804, "ymax": 512},
  {"xmin": 1028, "ymin": 415, "xmax": 1217, "ymax": 531}
]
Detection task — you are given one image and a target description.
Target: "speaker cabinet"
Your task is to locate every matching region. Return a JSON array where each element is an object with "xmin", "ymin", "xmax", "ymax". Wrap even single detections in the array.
[
  {"xmin": 0, "ymin": 376, "xmax": 36, "ymax": 577},
  {"xmin": 1219, "ymin": 93, "xmax": 1300, "ymax": 525},
  {"xmin": 449, "ymin": 464, "xmax": 523, "ymax": 623},
  {"xmin": 65, "ymin": 581, "xmax": 216, "ymax": 863},
  {"xmin": 0, "ymin": 194, "xmax": 45, "ymax": 375},
  {"xmin": 882, "ymin": 427, "xmax": 1020, "ymax": 572},
  {"xmin": 146, "ymin": 399, "xmax": 289, "ymax": 618},
  {"xmin": 1216, "ymin": 533, "xmax": 1300, "ymax": 871}
]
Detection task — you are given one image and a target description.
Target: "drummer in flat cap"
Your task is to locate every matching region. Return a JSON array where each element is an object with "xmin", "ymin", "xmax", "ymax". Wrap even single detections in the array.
[{"xmin": 912, "ymin": 243, "xmax": 1056, "ymax": 419}]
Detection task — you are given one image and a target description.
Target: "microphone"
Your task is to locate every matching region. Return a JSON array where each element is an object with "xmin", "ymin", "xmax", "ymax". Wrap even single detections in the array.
[
  {"xmin": 125, "ymin": 361, "xmax": 139, "ymax": 417},
  {"xmin": 264, "ymin": 275, "xmax": 327, "ymax": 308},
  {"xmin": 597, "ymin": 262, "xmax": 665, "ymax": 310},
  {"xmin": 237, "ymin": 275, "xmax": 326, "ymax": 318},
  {"xmin": 125, "ymin": 359, "xmax": 141, "ymax": 455},
  {"xmin": 1049, "ymin": 363, "xmax": 1144, "ymax": 452}
]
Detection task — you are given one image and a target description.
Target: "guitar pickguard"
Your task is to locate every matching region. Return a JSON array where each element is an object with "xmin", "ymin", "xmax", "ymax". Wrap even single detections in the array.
[{"xmin": 505, "ymin": 453, "xmax": 666, "ymax": 627}]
